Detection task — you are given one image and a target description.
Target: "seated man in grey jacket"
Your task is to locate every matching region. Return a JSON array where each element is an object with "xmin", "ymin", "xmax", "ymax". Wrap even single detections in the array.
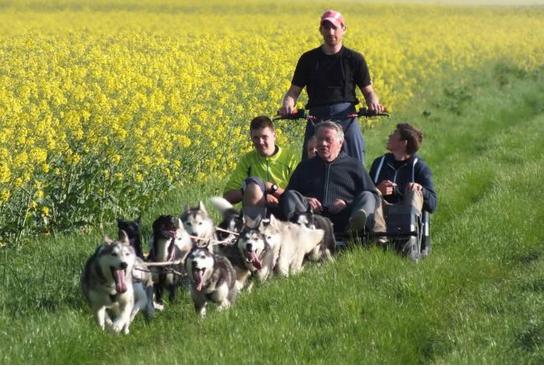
[{"xmin": 280, "ymin": 120, "xmax": 379, "ymax": 234}]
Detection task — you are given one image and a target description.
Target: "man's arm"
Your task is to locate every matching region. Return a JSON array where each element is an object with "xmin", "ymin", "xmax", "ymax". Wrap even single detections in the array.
[
  {"xmin": 360, "ymin": 84, "xmax": 384, "ymax": 114},
  {"xmin": 279, "ymin": 84, "xmax": 303, "ymax": 116},
  {"xmin": 415, "ymin": 164, "xmax": 438, "ymax": 213},
  {"xmin": 223, "ymin": 155, "xmax": 250, "ymax": 204}
]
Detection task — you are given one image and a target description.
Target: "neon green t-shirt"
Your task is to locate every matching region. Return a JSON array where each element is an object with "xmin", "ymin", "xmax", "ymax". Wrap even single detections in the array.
[{"xmin": 223, "ymin": 146, "xmax": 299, "ymax": 194}]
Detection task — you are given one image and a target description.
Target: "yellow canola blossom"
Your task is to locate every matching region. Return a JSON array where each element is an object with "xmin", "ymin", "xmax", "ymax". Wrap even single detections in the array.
[{"xmin": 0, "ymin": 0, "xmax": 543, "ymax": 241}]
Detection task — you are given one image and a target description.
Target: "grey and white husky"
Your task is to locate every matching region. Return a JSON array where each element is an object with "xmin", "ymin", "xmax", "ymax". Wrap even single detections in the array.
[
  {"xmin": 81, "ymin": 231, "xmax": 154, "ymax": 334},
  {"xmin": 184, "ymin": 247, "xmax": 238, "ymax": 318},
  {"xmin": 181, "ymin": 201, "xmax": 218, "ymax": 251}
]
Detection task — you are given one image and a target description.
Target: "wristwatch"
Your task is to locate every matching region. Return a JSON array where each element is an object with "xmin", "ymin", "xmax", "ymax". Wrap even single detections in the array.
[{"xmin": 269, "ymin": 184, "xmax": 279, "ymax": 194}]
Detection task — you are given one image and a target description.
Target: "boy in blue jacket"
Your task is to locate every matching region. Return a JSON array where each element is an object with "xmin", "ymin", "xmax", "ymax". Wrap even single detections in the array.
[{"xmin": 369, "ymin": 123, "xmax": 437, "ymax": 241}]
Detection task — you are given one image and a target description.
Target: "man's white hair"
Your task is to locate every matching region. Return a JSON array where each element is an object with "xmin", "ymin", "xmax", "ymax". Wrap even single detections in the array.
[{"xmin": 315, "ymin": 120, "xmax": 344, "ymax": 142}]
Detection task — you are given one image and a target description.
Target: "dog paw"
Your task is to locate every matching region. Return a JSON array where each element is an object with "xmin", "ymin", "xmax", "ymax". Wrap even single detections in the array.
[
  {"xmin": 153, "ymin": 302, "xmax": 165, "ymax": 311},
  {"xmin": 108, "ymin": 322, "xmax": 125, "ymax": 334}
]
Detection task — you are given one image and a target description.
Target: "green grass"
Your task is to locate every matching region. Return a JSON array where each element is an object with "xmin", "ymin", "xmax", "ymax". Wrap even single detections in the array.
[{"xmin": 1, "ymin": 63, "xmax": 544, "ymax": 364}]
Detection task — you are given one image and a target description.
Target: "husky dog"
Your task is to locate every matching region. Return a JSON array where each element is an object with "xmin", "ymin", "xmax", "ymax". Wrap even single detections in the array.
[
  {"xmin": 117, "ymin": 216, "xmax": 145, "ymax": 259},
  {"xmin": 81, "ymin": 231, "xmax": 154, "ymax": 334},
  {"xmin": 209, "ymin": 196, "xmax": 244, "ymax": 251},
  {"xmin": 292, "ymin": 208, "xmax": 336, "ymax": 262},
  {"xmin": 148, "ymin": 215, "xmax": 188, "ymax": 306},
  {"xmin": 230, "ymin": 215, "xmax": 276, "ymax": 292},
  {"xmin": 185, "ymin": 247, "xmax": 238, "ymax": 317},
  {"xmin": 259, "ymin": 215, "xmax": 325, "ymax": 276},
  {"xmin": 181, "ymin": 201, "xmax": 218, "ymax": 250}
]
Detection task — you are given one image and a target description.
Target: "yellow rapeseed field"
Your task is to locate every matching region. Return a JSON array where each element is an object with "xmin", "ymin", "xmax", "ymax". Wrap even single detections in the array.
[{"xmin": 0, "ymin": 0, "xmax": 543, "ymax": 244}]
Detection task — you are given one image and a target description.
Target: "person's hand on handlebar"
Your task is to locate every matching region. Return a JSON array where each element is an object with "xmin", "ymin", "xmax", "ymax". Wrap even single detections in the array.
[
  {"xmin": 279, "ymin": 85, "xmax": 302, "ymax": 117},
  {"xmin": 368, "ymin": 102, "xmax": 385, "ymax": 114},
  {"xmin": 278, "ymin": 105, "xmax": 295, "ymax": 117}
]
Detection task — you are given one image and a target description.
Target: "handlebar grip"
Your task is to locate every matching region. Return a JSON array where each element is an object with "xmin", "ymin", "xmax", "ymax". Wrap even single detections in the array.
[
  {"xmin": 357, "ymin": 108, "xmax": 389, "ymax": 117},
  {"xmin": 274, "ymin": 110, "xmax": 307, "ymax": 120}
]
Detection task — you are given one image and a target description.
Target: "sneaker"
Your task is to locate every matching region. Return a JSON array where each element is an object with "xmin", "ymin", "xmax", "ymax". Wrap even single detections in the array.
[{"xmin": 349, "ymin": 209, "xmax": 367, "ymax": 233}]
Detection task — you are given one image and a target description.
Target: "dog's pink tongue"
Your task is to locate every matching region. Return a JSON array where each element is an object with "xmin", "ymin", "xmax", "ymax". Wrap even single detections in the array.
[
  {"xmin": 194, "ymin": 269, "xmax": 204, "ymax": 291},
  {"xmin": 248, "ymin": 250, "xmax": 262, "ymax": 270},
  {"xmin": 114, "ymin": 269, "xmax": 127, "ymax": 293}
]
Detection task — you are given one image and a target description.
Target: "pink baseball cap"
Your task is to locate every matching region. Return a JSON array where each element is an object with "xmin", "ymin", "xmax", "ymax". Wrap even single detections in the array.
[{"xmin": 320, "ymin": 10, "xmax": 345, "ymax": 27}]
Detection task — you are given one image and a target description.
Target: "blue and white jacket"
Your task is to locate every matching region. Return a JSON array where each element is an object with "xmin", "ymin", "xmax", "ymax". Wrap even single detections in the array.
[{"xmin": 369, "ymin": 153, "xmax": 438, "ymax": 213}]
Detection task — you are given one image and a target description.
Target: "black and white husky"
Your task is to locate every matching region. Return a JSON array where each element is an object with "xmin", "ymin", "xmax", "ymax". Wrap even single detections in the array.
[
  {"xmin": 184, "ymin": 247, "xmax": 238, "ymax": 318},
  {"xmin": 81, "ymin": 231, "xmax": 154, "ymax": 334},
  {"xmin": 117, "ymin": 216, "xmax": 145, "ymax": 260},
  {"xmin": 209, "ymin": 196, "xmax": 244, "ymax": 253},
  {"xmin": 147, "ymin": 215, "xmax": 188, "ymax": 307},
  {"xmin": 292, "ymin": 208, "xmax": 336, "ymax": 262}
]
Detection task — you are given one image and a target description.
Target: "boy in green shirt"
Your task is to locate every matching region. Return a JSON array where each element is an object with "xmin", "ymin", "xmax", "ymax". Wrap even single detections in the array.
[{"xmin": 223, "ymin": 116, "xmax": 299, "ymax": 218}]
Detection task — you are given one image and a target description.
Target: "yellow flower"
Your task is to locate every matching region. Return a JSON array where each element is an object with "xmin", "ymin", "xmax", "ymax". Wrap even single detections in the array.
[
  {"xmin": 0, "ymin": 189, "xmax": 10, "ymax": 202},
  {"xmin": 0, "ymin": 162, "xmax": 11, "ymax": 184}
]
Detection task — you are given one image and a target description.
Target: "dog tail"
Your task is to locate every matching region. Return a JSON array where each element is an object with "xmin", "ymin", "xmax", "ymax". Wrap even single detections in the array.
[{"xmin": 209, "ymin": 196, "xmax": 234, "ymax": 216}]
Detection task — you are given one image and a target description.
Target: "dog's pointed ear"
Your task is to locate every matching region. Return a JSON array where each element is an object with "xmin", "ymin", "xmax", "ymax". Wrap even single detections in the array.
[
  {"xmin": 117, "ymin": 218, "xmax": 123, "ymax": 225},
  {"xmin": 118, "ymin": 230, "xmax": 129, "ymax": 245},
  {"xmin": 255, "ymin": 214, "xmax": 263, "ymax": 228},
  {"xmin": 199, "ymin": 201, "xmax": 207, "ymax": 214},
  {"xmin": 184, "ymin": 203, "xmax": 190, "ymax": 213},
  {"xmin": 173, "ymin": 217, "xmax": 183, "ymax": 229},
  {"xmin": 135, "ymin": 216, "xmax": 141, "ymax": 224},
  {"xmin": 104, "ymin": 235, "xmax": 113, "ymax": 245},
  {"xmin": 242, "ymin": 214, "xmax": 250, "ymax": 224}
]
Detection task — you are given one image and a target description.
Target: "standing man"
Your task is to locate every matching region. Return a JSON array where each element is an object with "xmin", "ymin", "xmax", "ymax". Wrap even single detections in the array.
[
  {"xmin": 280, "ymin": 121, "xmax": 379, "ymax": 235},
  {"xmin": 279, "ymin": 9, "xmax": 384, "ymax": 166},
  {"xmin": 223, "ymin": 116, "xmax": 299, "ymax": 218}
]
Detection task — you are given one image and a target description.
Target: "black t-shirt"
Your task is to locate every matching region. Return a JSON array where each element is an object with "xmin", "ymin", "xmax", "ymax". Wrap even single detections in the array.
[{"xmin": 291, "ymin": 46, "xmax": 372, "ymax": 108}]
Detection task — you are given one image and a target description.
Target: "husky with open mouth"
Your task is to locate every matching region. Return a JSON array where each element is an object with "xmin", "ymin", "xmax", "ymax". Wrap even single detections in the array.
[
  {"xmin": 225, "ymin": 215, "xmax": 275, "ymax": 292},
  {"xmin": 184, "ymin": 247, "xmax": 238, "ymax": 317},
  {"xmin": 81, "ymin": 231, "xmax": 154, "ymax": 334}
]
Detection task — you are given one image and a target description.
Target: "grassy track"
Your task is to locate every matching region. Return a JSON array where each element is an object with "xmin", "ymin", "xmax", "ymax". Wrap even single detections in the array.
[{"xmin": 1, "ymin": 64, "xmax": 543, "ymax": 364}]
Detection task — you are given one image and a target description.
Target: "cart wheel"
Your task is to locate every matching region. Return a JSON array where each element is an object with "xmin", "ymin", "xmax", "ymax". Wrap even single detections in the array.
[{"xmin": 398, "ymin": 236, "xmax": 421, "ymax": 262}]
